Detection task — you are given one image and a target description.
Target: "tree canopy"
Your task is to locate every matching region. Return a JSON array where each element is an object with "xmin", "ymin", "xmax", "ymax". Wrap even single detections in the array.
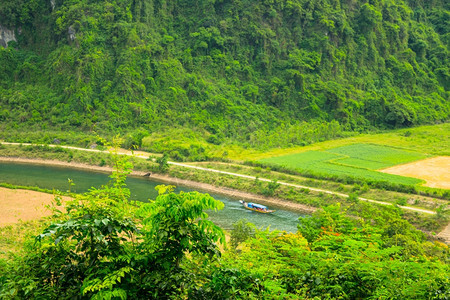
[{"xmin": 0, "ymin": 0, "xmax": 448, "ymax": 146}]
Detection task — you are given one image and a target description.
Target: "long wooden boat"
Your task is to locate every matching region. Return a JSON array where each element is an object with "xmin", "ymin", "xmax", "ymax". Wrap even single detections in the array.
[{"xmin": 239, "ymin": 200, "xmax": 275, "ymax": 213}]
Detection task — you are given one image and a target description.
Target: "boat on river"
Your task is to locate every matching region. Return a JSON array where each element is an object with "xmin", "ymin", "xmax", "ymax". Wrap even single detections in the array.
[{"xmin": 239, "ymin": 200, "xmax": 275, "ymax": 213}]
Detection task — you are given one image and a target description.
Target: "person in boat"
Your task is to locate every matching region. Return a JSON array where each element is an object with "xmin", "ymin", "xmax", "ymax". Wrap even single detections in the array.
[{"xmin": 240, "ymin": 200, "xmax": 274, "ymax": 213}]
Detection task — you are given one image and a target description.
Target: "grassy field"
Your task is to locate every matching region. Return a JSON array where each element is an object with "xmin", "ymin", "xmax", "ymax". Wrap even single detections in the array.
[
  {"xmin": 231, "ymin": 123, "xmax": 449, "ymax": 161},
  {"xmin": 259, "ymin": 144, "xmax": 429, "ymax": 186},
  {"xmin": 326, "ymin": 144, "xmax": 428, "ymax": 169},
  {"xmin": 2, "ymin": 124, "xmax": 448, "ymax": 162}
]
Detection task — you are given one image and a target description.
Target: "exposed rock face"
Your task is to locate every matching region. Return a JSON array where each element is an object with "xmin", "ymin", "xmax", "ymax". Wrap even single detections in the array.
[
  {"xmin": 0, "ymin": 25, "xmax": 16, "ymax": 48},
  {"xmin": 68, "ymin": 26, "xmax": 76, "ymax": 41}
]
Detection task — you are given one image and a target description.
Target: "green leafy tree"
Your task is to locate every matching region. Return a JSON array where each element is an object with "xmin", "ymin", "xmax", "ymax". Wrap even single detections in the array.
[
  {"xmin": 217, "ymin": 204, "xmax": 449, "ymax": 299},
  {"xmin": 261, "ymin": 179, "xmax": 280, "ymax": 196},
  {"xmin": 156, "ymin": 152, "xmax": 170, "ymax": 173},
  {"xmin": 0, "ymin": 150, "xmax": 225, "ymax": 299},
  {"xmin": 1, "ymin": 0, "xmax": 449, "ymax": 146},
  {"xmin": 230, "ymin": 219, "xmax": 255, "ymax": 250}
]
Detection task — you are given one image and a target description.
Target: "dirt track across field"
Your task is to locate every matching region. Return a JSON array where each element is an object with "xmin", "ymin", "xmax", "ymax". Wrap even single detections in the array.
[
  {"xmin": 0, "ymin": 154, "xmax": 437, "ymax": 215},
  {"xmin": 380, "ymin": 156, "xmax": 450, "ymax": 189},
  {"xmin": 0, "ymin": 157, "xmax": 318, "ymax": 220},
  {"xmin": 1, "ymin": 141, "xmax": 443, "ymax": 216},
  {"xmin": 0, "ymin": 155, "xmax": 448, "ymax": 243}
]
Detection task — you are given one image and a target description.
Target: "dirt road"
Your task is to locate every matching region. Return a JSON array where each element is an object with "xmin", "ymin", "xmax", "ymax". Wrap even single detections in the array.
[{"xmin": 0, "ymin": 142, "xmax": 437, "ymax": 215}]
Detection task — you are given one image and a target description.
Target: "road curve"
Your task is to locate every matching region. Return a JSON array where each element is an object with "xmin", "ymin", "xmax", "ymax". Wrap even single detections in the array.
[{"xmin": 1, "ymin": 142, "xmax": 437, "ymax": 215}]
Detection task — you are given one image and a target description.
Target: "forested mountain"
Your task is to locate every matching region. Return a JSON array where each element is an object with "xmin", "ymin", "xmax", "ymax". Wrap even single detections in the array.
[{"xmin": 0, "ymin": 0, "xmax": 448, "ymax": 144}]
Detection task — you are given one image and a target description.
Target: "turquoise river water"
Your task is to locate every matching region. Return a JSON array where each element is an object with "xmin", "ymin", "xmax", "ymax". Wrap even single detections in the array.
[{"xmin": 0, "ymin": 161, "xmax": 302, "ymax": 232}]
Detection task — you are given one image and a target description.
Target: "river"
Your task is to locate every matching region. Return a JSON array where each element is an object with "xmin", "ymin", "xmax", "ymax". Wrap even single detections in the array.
[{"xmin": 0, "ymin": 161, "xmax": 302, "ymax": 232}]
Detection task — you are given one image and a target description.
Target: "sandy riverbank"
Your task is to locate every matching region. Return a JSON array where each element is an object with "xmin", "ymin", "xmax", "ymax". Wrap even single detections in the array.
[{"xmin": 0, "ymin": 157, "xmax": 317, "ymax": 222}]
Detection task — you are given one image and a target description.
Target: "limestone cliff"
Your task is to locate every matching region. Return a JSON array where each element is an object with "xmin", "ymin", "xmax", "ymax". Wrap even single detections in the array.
[{"xmin": 0, "ymin": 25, "xmax": 16, "ymax": 48}]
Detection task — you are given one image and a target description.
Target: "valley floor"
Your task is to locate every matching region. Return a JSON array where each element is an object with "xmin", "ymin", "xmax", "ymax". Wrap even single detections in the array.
[
  {"xmin": 1, "ymin": 155, "xmax": 449, "ymax": 244},
  {"xmin": 0, "ymin": 156, "xmax": 317, "ymax": 215}
]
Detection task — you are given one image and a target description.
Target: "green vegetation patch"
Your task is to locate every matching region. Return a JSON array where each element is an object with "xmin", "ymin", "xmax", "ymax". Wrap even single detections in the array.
[
  {"xmin": 1, "ymin": 0, "xmax": 449, "ymax": 148},
  {"xmin": 260, "ymin": 144, "xmax": 427, "ymax": 186},
  {"xmin": 327, "ymin": 143, "xmax": 429, "ymax": 169}
]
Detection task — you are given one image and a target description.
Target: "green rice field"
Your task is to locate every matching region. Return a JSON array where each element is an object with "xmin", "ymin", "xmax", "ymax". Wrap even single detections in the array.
[{"xmin": 259, "ymin": 144, "xmax": 429, "ymax": 186}]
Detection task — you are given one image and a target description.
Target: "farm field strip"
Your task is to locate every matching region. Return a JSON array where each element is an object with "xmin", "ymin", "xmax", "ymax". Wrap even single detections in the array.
[
  {"xmin": 260, "ymin": 144, "xmax": 430, "ymax": 186},
  {"xmin": 326, "ymin": 144, "xmax": 429, "ymax": 167},
  {"xmin": 238, "ymin": 124, "xmax": 449, "ymax": 161}
]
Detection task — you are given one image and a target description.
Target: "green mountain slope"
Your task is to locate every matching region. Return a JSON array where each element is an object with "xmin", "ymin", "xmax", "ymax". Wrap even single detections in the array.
[{"xmin": 0, "ymin": 0, "xmax": 448, "ymax": 144}]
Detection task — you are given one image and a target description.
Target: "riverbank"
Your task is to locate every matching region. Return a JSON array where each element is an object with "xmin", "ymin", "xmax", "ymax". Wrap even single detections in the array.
[
  {"xmin": 0, "ymin": 143, "xmax": 442, "ymax": 215},
  {"xmin": 1, "ymin": 156, "xmax": 449, "ymax": 244},
  {"xmin": 0, "ymin": 156, "xmax": 317, "ymax": 214}
]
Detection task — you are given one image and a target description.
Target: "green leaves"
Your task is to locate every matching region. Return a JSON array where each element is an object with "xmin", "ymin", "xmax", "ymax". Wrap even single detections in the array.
[
  {"xmin": 1, "ymin": 174, "xmax": 449, "ymax": 299},
  {"xmin": 1, "ymin": 0, "xmax": 449, "ymax": 141},
  {"xmin": 288, "ymin": 49, "xmax": 321, "ymax": 71},
  {"xmin": 218, "ymin": 203, "xmax": 449, "ymax": 299},
  {"xmin": 139, "ymin": 188, "xmax": 225, "ymax": 258},
  {"xmin": 156, "ymin": 153, "xmax": 169, "ymax": 173},
  {"xmin": 230, "ymin": 219, "xmax": 255, "ymax": 249},
  {"xmin": 359, "ymin": 3, "xmax": 382, "ymax": 31},
  {"xmin": 2, "ymin": 146, "xmax": 229, "ymax": 298},
  {"xmin": 82, "ymin": 266, "xmax": 132, "ymax": 300}
]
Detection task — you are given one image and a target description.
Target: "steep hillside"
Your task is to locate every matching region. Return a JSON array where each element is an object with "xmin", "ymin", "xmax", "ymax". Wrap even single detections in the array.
[{"xmin": 0, "ymin": 0, "xmax": 448, "ymax": 146}]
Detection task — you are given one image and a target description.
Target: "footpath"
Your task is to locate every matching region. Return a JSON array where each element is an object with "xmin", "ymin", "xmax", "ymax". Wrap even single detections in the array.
[
  {"xmin": 1, "ymin": 142, "xmax": 437, "ymax": 215},
  {"xmin": 3, "ymin": 142, "xmax": 450, "ymax": 244}
]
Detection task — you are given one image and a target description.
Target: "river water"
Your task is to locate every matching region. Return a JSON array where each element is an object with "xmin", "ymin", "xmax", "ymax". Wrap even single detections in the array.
[{"xmin": 0, "ymin": 161, "xmax": 301, "ymax": 232}]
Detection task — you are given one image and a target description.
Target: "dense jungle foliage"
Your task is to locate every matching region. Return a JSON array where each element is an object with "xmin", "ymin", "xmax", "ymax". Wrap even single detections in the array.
[
  {"xmin": 0, "ymin": 0, "xmax": 449, "ymax": 147},
  {"xmin": 0, "ymin": 156, "xmax": 448, "ymax": 299}
]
